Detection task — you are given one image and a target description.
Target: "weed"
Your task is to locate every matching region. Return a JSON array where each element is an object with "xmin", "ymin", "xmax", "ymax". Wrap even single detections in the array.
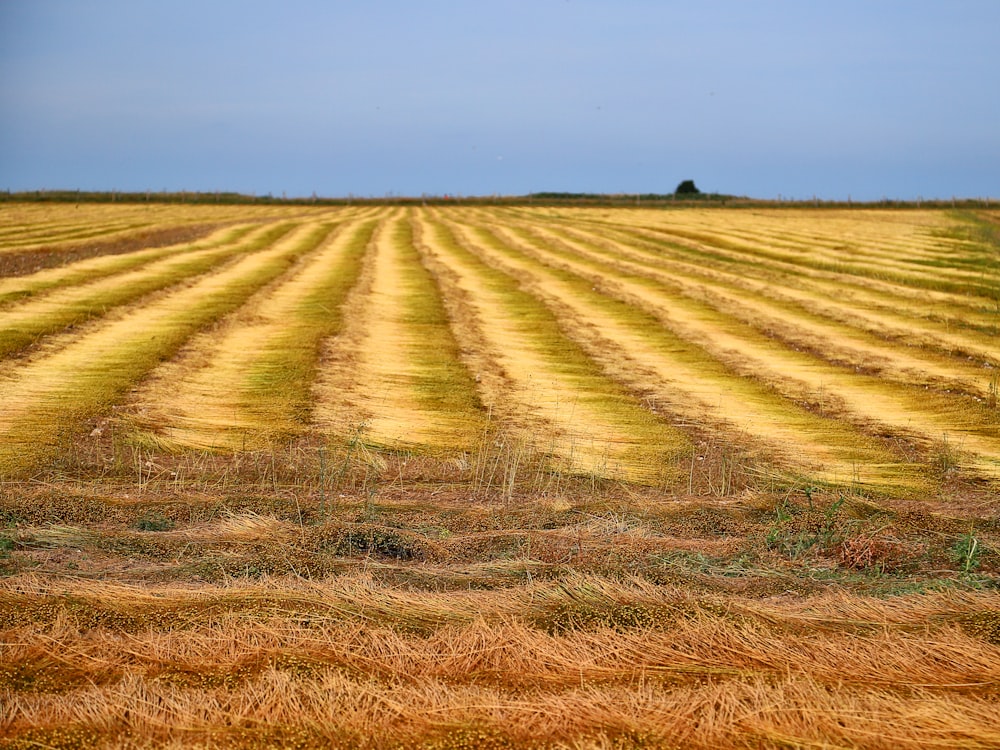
[
  {"xmin": 932, "ymin": 434, "xmax": 960, "ymax": 475},
  {"xmin": 471, "ymin": 416, "xmax": 545, "ymax": 499},
  {"xmin": 953, "ymin": 529, "xmax": 981, "ymax": 574},
  {"xmin": 765, "ymin": 498, "xmax": 794, "ymax": 549},
  {"xmin": 766, "ymin": 495, "xmax": 847, "ymax": 559},
  {"xmin": 328, "ymin": 422, "xmax": 385, "ymax": 503}
]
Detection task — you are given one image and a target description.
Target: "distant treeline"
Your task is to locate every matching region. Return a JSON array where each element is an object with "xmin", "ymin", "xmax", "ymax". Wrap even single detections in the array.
[
  {"xmin": 0, "ymin": 189, "xmax": 994, "ymax": 209},
  {"xmin": 0, "ymin": 189, "xmax": 733, "ymax": 206},
  {"xmin": 528, "ymin": 191, "xmax": 732, "ymax": 202}
]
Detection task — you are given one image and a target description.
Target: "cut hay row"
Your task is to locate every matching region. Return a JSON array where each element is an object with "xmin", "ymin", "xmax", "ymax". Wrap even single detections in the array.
[
  {"xmin": 440, "ymin": 211, "xmax": 904, "ymax": 489},
  {"xmin": 513, "ymin": 210, "xmax": 1000, "ymax": 467},
  {"xmin": 312, "ymin": 211, "xmax": 484, "ymax": 455},
  {"xmin": 417, "ymin": 213, "xmax": 687, "ymax": 486},
  {"xmin": 0, "ymin": 202, "xmax": 170, "ymax": 231},
  {"xmin": 564, "ymin": 214, "xmax": 1000, "ymax": 391},
  {"xmin": 0, "ymin": 224, "xmax": 256, "ymax": 309},
  {"xmin": 551, "ymin": 220, "xmax": 997, "ymax": 395},
  {"xmin": 553, "ymin": 206, "xmax": 1000, "ymax": 332},
  {"xmin": 0, "ymin": 221, "xmax": 151, "ymax": 250},
  {"xmin": 0, "ymin": 203, "xmax": 307, "ymax": 250},
  {"xmin": 0, "ymin": 203, "xmax": 996, "ymax": 492},
  {"xmin": 472, "ymin": 212, "xmax": 1000, "ymax": 481},
  {"xmin": 2, "ymin": 576, "xmax": 999, "ymax": 749},
  {"xmin": 600, "ymin": 213, "xmax": 1000, "ymax": 352},
  {"xmin": 682, "ymin": 212, "xmax": 960, "ymax": 279},
  {"xmin": 0, "ymin": 223, "xmax": 296, "ymax": 360},
  {"xmin": 0, "ymin": 216, "xmax": 161, "ymax": 249},
  {"xmin": 125, "ymin": 216, "xmax": 377, "ymax": 451},
  {"xmin": 0, "ymin": 221, "xmax": 346, "ymax": 478},
  {"xmin": 582, "ymin": 207, "xmax": 996, "ymax": 296},
  {"xmin": 1, "ymin": 577, "xmax": 997, "ymax": 688},
  {"xmin": 6, "ymin": 670, "xmax": 999, "ymax": 750}
]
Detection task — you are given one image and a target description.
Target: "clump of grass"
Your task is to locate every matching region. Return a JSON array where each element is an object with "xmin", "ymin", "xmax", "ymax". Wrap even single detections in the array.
[
  {"xmin": 135, "ymin": 513, "xmax": 174, "ymax": 532},
  {"xmin": 987, "ymin": 368, "xmax": 999, "ymax": 410},
  {"xmin": 765, "ymin": 494, "xmax": 847, "ymax": 559},
  {"xmin": 0, "ymin": 533, "xmax": 15, "ymax": 575},
  {"xmin": 469, "ymin": 416, "xmax": 550, "ymax": 498},
  {"xmin": 326, "ymin": 422, "xmax": 386, "ymax": 501},
  {"xmin": 932, "ymin": 433, "xmax": 961, "ymax": 475}
]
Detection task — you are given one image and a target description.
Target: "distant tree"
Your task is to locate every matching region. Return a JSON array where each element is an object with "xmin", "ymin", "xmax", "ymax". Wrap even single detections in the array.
[{"xmin": 675, "ymin": 180, "xmax": 700, "ymax": 195}]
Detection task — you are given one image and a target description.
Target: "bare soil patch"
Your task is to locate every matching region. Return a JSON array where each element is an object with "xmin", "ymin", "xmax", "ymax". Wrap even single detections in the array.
[{"xmin": 0, "ymin": 224, "xmax": 222, "ymax": 277}]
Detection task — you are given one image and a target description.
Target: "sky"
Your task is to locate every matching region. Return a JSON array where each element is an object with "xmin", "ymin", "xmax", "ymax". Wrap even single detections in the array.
[{"xmin": 1, "ymin": 1, "xmax": 998, "ymax": 200}]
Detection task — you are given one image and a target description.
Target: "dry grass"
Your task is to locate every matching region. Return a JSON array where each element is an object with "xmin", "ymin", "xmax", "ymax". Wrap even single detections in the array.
[
  {"xmin": 417, "ymin": 212, "xmax": 686, "ymax": 486},
  {"xmin": 0, "ymin": 223, "xmax": 287, "ymax": 359},
  {"xmin": 122, "ymin": 216, "xmax": 370, "ymax": 450},
  {"xmin": 1, "ymin": 474, "xmax": 999, "ymax": 747},
  {"xmin": 1, "ymin": 567, "xmax": 1000, "ymax": 748},
  {"xmin": 1, "ymin": 205, "xmax": 999, "ymax": 747},
  {"xmin": 0, "ymin": 219, "xmax": 347, "ymax": 476},
  {"xmin": 312, "ymin": 211, "xmax": 484, "ymax": 454}
]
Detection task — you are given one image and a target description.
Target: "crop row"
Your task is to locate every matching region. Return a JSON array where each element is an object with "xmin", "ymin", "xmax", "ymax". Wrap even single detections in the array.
[{"xmin": 0, "ymin": 205, "xmax": 997, "ymax": 492}]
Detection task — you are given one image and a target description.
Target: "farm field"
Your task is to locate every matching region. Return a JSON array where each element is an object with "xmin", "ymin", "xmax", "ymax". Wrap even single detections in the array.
[{"xmin": 1, "ymin": 202, "xmax": 999, "ymax": 748}]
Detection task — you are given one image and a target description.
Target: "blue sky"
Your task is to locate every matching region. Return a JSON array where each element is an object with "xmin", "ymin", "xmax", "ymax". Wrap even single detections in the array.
[{"xmin": 1, "ymin": 1, "xmax": 997, "ymax": 200}]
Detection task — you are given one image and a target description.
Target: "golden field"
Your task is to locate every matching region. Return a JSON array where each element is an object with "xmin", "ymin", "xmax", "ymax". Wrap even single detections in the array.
[{"xmin": 0, "ymin": 202, "xmax": 999, "ymax": 748}]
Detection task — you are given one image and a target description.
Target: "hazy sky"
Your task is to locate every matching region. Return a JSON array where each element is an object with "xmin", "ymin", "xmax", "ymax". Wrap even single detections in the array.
[{"xmin": 1, "ymin": 1, "xmax": 997, "ymax": 200}]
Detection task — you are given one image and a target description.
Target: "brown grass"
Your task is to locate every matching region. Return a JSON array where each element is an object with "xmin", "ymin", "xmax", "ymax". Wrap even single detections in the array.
[
  {"xmin": 1, "ymin": 205, "xmax": 999, "ymax": 748},
  {"xmin": 2, "ymin": 571, "xmax": 1000, "ymax": 748}
]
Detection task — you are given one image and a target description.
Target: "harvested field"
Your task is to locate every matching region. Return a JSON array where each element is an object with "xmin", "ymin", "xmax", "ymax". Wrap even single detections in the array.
[{"xmin": 1, "ymin": 202, "xmax": 998, "ymax": 748}]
